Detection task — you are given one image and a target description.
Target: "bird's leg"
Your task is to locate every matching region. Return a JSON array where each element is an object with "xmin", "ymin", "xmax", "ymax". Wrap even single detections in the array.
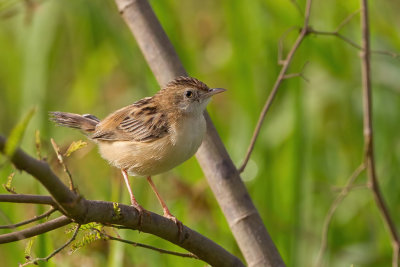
[
  {"xmin": 121, "ymin": 169, "xmax": 145, "ymax": 225},
  {"xmin": 146, "ymin": 176, "xmax": 183, "ymax": 234}
]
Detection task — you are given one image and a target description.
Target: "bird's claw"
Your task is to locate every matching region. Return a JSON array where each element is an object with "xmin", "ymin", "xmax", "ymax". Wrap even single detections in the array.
[{"xmin": 164, "ymin": 212, "xmax": 183, "ymax": 238}]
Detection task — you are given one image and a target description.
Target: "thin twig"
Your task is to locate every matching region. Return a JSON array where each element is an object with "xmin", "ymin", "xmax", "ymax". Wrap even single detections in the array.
[
  {"xmin": 0, "ymin": 207, "xmax": 56, "ymax": 229},
  {"xmin": 93, "ymin": 228, "xmax": 199, "ymax": 260},
  {"xmin": 0, "ymin": 216, "xmax": 72, "ymax": 244},
  {"xmin": 19, "ymin": 224, "xmax": 80, "ymax": 266},
  {"xmin": 315, "ymin": 163, "xmax": 366, "ymax": 267},
  {"xmin": 283, "ymin": 61, "xmax": 310, "ymax": 82},
  {"xmin": 50, "ymin": 138, "xmax": 76, "ymax": 192},
  {"xmin": 290, "ymin": 0, "xmax": 303, "ymax": 17},
  {"xmin": 334, "ymin": 9, "xmax": 361, "ymax": 32},
  {"xmin": 309, "ymin": 29, "xmax": 400, "ymax": 59},
  {"xmin": 238, "ymin": 0, "xmax": 313, "ymax": 173},
  {"xmin": 306, "ymin": 8, "xmax": 399, "ymax": 60},
  {"xmin": 359, "ymin": 1, "xmax": 400, "ymax": 266}
]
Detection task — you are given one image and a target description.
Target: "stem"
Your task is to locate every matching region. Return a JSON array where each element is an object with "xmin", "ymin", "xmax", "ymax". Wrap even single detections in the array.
[{"xmin": 359, "ymin": 1, "xmax": 399, "ymax": 266}]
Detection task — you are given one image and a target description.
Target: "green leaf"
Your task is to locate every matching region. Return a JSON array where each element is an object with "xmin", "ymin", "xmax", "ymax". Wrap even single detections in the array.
[
  {"xmin": 24, "ymin": 236, "xmax": 37, "ymax": 260},
  {"xmin": 4, "ymin": 107, "xmax": 36, "ymax": 158},
  {"xmin": 64, "ymin": 140, "xmax": 87, "ymax": 157},
  {"xmin": 70, "ymin": 232, "xmax": 101, "ymax": 254},
  {"xmin": 113, "ymin": 202, "xmax": 122, "ymax": 220},
  {"xmin": 2, "ymin": 172, "xmax": 16, "ymax": 194}
]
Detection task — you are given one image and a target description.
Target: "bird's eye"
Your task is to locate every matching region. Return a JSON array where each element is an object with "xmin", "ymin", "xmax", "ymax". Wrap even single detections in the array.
[{"xmin": 185, "ymin": 90, "xmax": 193, "ymax": 98}]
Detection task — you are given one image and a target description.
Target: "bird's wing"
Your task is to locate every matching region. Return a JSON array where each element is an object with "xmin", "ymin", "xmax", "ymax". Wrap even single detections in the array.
[{"xmin": 91, "ymin": 97, "xmax": 169, "ymax": 142}]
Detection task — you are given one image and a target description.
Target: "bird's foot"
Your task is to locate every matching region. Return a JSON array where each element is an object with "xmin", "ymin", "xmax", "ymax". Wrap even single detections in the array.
[
  {"xmin": 163, "ymin": 210, "xmax": 183, "ymax": 237},
  {"xmin": 131, "ymin": 202, "xmax": 150, "ymax": 228}
]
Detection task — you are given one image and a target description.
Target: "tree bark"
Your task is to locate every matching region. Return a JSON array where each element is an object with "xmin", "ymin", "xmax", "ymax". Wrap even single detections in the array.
[{"xmin": 114, "ymin": 0, "xmax": 285, "ymax": 266}]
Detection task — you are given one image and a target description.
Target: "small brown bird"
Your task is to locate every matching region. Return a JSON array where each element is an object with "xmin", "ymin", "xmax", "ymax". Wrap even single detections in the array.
[{"xmin": 50, "ymin": 76, "xmax": 225, "ymax": 228}]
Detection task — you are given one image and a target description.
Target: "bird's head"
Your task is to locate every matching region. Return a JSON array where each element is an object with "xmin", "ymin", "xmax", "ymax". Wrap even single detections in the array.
[{"xmin": 157, "ymin": 76, "xmax": 226, "ymax": 115}]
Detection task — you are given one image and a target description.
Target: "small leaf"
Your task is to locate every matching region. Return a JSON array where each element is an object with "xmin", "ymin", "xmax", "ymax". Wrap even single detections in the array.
[
  {"xmin": 24, "ymin": 236, "xmax": 37, "ymax": 260},
  {"xmin": 79, "ymin": 222, "xmax": 101, "ymax": 231},
  {"xmin": 64, "ymin": 140, "xmax": 87, "ymax": 157},
  {"xmin": 113, "ymin": 202, "xmax": 122, "ymax": 220},
  {"xmin": 70, "ymin": 232, "xmax": 100, "ymax": 254},
  {"xmin": 5, "ymin": 107, "xmax": 36, "ymax": 157},
  {"xmin": 2, "ymin": 172, "xmax": 16, "ymax": 194}
]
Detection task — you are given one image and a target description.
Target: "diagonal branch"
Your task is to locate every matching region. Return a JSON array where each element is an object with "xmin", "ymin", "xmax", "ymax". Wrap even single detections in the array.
[
  {"xmin": 114, "ymin": 0, "xmax": 285, "ymax": 266},
  {"xmin": 0, "ymin": 216, "xmax": 72, "ymax": 243},
  {"xmin": 0, "ymin": 136, "xmax": 243, "ymax": 267},
  {"xmin": 315, "ymin": 163, "xmax": 366, "ymax": 267},
  {"xmin": 0, "ymin": 207, "xmax": 57, "ymax": 229},
  {"xmin": 238, "ymin": 0, "xmax": 313, "ymax": 173},
  {"xmin": 359, "ymin": 1, "xmax": 400, "ymax": 266}
]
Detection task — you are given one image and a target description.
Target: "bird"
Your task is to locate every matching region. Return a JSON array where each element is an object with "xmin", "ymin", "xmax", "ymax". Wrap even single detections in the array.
[{"xmin": 50, "ymin": 76, "xmax": 225, "ymax": 230}]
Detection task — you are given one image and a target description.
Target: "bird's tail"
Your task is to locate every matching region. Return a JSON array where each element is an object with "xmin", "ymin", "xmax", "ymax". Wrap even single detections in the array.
[{"xmin": 49, "ymin": 112, "xmax": 100, "ymax": 133}]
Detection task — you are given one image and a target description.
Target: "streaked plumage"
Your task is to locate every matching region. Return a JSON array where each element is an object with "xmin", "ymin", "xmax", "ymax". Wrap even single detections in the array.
[{"xmin": 50, "ymin": 76, "xmax": 225, "ymax": 227}]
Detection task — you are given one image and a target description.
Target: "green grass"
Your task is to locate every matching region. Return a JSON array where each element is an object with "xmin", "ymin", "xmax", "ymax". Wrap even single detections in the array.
[{"xmin": 1, "ymin": 0, "xmax": 399, "ymax": 266}]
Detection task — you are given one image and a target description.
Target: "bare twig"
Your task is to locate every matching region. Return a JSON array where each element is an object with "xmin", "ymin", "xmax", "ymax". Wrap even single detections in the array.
[
  {"xmin": 0, "ymin": 207, "xmax": 56, "ymax": 229},
  {"xmin": 359, "ymin": 1, "xmax": 400, "ymax": 266},
  {"xmin": 315, "ymin": 163, "xmax": 366, "ymax": 267},
  {"xmin": 0, "ymin": 216, "xmax": 72, "ymax": 244},
  {"xmin": 50, "ymin": 138, "xmax": 76, "ymax": 192},
  {"xmin": 277, "ymin": 26, "xmax": 298, "ymax": 65},
  {"xmin": 307, "ymin": 9, "xmax": 399, "ymax": 60},
  {"xmin": 283, "ymin": 61, "xmax": 310, "ymax": 82},
  {"xmin": 19, "ymin": 224, "xmax": 80, "ymax": 267},
  {"xmin": 238, "ymin": 0, "xmax": 313, "ymax": 173},
  {"xmin": 334, "ymin": 9, "xmax": 361, "ymax": 32},
  {"xmin": 93, "ymin": 228, "xmax": 199, "ymax": 260},
  {"xmin": 290, "ymin": 0, "xmax": 303, "ymax": 17}
]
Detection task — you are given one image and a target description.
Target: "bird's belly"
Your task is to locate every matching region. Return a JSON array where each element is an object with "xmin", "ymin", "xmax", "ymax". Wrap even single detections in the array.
[{"xmin": 97, "ymin": 115, "xmax": 206, "ymax": 176}]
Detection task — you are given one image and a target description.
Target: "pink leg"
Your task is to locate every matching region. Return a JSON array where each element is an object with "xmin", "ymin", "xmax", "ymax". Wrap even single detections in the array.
[
  {"xmin": 121, "ymin": 170, "xmax": 145, "ymax": 224},
  {"xmin": 146, "ymin": 176, "xmax": 183, "ymax": 233}
]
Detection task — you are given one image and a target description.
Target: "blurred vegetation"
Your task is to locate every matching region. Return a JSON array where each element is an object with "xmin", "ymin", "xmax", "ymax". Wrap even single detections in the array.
[{"xmin": 0, "ymin": 0, "xmax": 399, "ymax": 266}]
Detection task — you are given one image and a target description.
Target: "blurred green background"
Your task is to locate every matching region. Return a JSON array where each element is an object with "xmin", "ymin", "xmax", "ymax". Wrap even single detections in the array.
[{"xmin": 0, "ymin": 0, "xmax": 399, "ymax": 266}]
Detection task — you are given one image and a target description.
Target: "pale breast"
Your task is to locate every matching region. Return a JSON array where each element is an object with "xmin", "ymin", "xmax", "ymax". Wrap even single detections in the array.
[{"xmin": 97, "ymin": 114, "xmax": 206, "ymax": 177}]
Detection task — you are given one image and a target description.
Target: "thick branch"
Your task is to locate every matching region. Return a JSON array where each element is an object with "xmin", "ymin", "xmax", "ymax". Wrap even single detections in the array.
[
  {"xmin": 359, "ymin": 1, "xmax": 400, "ymax": 266},
  {"xmin": 0, "ymin": 136, "xmax": 243, "ymax": 267},
  {"xmin": 114, "ymin": 0, "xmax": 285, "ymax": 266}
]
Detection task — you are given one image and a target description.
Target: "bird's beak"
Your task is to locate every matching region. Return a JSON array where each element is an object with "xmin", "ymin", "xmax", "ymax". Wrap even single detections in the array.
[{"xmin": 202, "ymin": 88, "xmax": 226, "ymax": 99}]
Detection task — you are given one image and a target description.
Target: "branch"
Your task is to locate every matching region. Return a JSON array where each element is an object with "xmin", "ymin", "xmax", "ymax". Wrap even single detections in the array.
[
  {"xmin": 50, "ymin": 138, "xmax": 76, "ymax": 192},
  {"xmin": 114, "ymin": 0, "xmax": 285, "ymax": 266},
  {"xmin": 93, "ymin": 228, "xmax": 199, "ymax": 260},
  {"xmin": 0, "ymin": 216, "xmax": 72, "ymax": 243},
  {"xmin": 0, "ymin": 207, "xmax": 56, "ymax": 229},
  {"xmin": 307, "ymin": 9, "xmax": 400, "ymax": 60},
  {"xmin": 315, "ymin": 163, "xmax": 366, "ymax": 267},
  {"xmin": 359, "ymin": 1, "xmax": 400, "ymax": 266},
  {"xmin": 0, "ymin": 194, "xmax": 55, "ymax": 205},
  {"xmin": 0, "ymin": 136, "xmax": 243, "ymax": 267},
  {"xmin": 20, "ymin": 224, "xmax": 80, "ymax": 266},
  {"xmin": 238, "ymin": 0, "xmax": 313, "ymax": 173}
]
